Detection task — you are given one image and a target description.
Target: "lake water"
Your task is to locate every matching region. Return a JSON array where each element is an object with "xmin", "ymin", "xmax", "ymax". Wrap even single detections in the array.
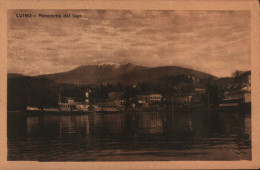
[{"xmin": 8, "ymin": 111, "xmax": 251, "ymax": 161}]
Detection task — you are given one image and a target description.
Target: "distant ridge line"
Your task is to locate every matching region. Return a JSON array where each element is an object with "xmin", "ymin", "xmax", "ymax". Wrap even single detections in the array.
[{"xmin": 8, "ymin": 63, "xmax": 218, "ymax": 85}]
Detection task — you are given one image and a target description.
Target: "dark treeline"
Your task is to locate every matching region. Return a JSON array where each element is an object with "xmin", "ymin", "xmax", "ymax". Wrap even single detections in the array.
[
  {"xmin": 8, "ymin": 76, "xmax": 59, "ymax": 110},
  {"xmin": 7, "ymin": 72, "xmax": 249, "ymax": 111}
]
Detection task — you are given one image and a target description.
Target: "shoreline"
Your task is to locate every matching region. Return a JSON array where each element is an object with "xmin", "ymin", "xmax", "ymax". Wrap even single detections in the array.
[{"xmin": 7, "ymin": 106, "xmax": 251, "ymax": 116}]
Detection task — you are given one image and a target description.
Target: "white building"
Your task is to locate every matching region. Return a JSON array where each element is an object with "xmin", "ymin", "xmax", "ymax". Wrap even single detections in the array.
[{"xmin": 137, "ymin": 94, "xmax": 162, "ymax": 104}]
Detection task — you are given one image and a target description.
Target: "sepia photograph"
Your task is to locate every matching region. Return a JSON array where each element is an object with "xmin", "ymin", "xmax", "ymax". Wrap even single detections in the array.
[
  {"xmin": 6, "ymin": 9, "xmax": 252, "ymax": 161},
  {"xmin": 0, "ymin": 0, "xmax": 259, "ymax": 169}
]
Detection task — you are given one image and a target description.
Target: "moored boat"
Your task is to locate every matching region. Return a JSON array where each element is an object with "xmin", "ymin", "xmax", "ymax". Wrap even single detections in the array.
[
  {"xmin": 218, "ymin": 90, "xmax": 251, "ymax": 112},
  {"xmin": 26, "ymin": 106, "xmax": 41, "ymax": 111}
]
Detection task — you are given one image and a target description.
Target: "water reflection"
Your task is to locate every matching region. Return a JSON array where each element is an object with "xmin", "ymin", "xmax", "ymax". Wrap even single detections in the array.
[
  {"xmin": 137, "ymin": 112, "xmax": 163, "ymax": 134},
  {"xmin": 8, "ymin": 111, "xmax": 251, "ymax": 161},
  {"xmin": 27, "ymin": 116, "xmax": 39, "ymax": 136}
]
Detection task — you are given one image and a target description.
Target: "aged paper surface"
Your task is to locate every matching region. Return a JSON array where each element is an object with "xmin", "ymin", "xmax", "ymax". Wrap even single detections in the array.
[{"xmin": 0, "ymin": 0, "xmax": 259, "ymax": 169}]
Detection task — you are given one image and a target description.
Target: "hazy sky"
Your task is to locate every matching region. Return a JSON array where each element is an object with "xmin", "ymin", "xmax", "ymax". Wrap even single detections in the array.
[{"xmin": 8, "ymin": 10, "xmax": 250, "ymax": 77}]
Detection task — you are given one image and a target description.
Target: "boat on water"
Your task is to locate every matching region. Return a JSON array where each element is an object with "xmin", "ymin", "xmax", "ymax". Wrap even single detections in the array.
[
  {"xmin": 43, "ymin": 108, "xmax": 60, "ymax": 112},
  {"xmin": 26, "ymin": 106, "xmax": 60, "ymax": 114},
  {"xmin": 58, "ymin": 100, "xmax": 121, "ymax": 113},
  {"xmin": 27, "ymin": 90, "xmax": 122, "ymax": 114},
  {"xmin": 218, "ymin": 89, "xmax": 251, "ymax": 112},
  {"xmin": 26, "ymin": 106, "xmax": 41, "ymax": 111},
  {"xmin": 58, "ymin": 90, "xmax": 122, "ymax": 113},
  {"xmin": 97, "ymin": 102, "xmax": 121, "ymax": 113}
]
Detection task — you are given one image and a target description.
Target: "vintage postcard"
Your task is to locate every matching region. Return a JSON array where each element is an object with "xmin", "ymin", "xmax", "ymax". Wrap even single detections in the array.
[{"xmin": 0, "ymin": 0, "xmax": 259, "ymax": 169}]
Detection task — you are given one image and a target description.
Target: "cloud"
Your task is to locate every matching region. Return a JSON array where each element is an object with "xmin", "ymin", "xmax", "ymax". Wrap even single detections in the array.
[{"xmin": 8, "ymin": 10, "xmax": 250, "ymax": 77}]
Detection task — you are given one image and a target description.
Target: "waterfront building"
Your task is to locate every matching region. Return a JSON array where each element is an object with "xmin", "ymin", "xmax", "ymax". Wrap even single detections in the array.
[
  {"xmin": 137, "ymin": 93, "xmax": 162, "ymax": 104},
  {"xmin": 219, "ymin": 90, "xmax": 251, "ymax": 107},
  {"xmin": 219, "ymin": 72, "xmax": 251, "ymax": 107}
]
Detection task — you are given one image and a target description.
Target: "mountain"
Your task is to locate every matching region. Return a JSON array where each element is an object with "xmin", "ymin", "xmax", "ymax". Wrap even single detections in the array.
[
  {"xmin": 7, "ymin": 73, "xmax": 26, "ymax": 79},
  {"xmin": 105, "ymin": 66, "xmax": 216, "ymax": 84},
  {"xmin": 37, "ymin": 63, "xmax": 149, "ymax": 84},
  {"xmin": 35, "ymin": 63, "xmax": 215, "ymax": 85}
]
